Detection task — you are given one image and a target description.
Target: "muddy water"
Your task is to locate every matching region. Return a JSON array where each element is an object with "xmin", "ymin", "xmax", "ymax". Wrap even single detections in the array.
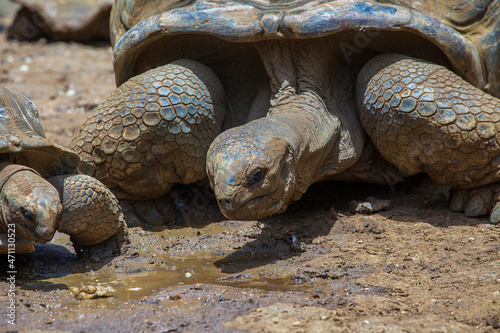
[
  {"xmin": 38, "ymin": 258, "xmax": 224, "ymax": 300},
  {"xmin": 2, "ymin": 179, "xmax": 499, "ymax": 332},
  {"xmin": 36, "ymin": 256, "xmax": 318, "ymax": 301},
  {"xmin": 16, "ymin": 222, "xmax": 321, "ymax": 302}
]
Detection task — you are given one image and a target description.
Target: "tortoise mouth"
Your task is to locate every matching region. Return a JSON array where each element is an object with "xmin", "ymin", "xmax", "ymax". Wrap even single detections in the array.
[
  {"xmin": 12, "ymin": 222, "xmax": 37, "ymax": 242},
  {"xmin": 15, "ymin": 223, "xmax": 54, "ymax": 244},
  {"xmin": 34, "ymin": 227, "xmax": 56, "ymax": 244},
  {"xmin": 219, "ymin": 184, "xmax": 285, "ymax": 220}
]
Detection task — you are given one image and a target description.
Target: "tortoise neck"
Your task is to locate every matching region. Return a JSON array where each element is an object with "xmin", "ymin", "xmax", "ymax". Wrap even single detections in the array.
[
  {"xmin": 267, "ymin": 89, "xmax": 363, "ymax": 187},
  {"xmin": 0, "ymin": 162, "xmax": 41, "ymax": 190},
  {"xmin": 258, "ymin": 38, "xmax": 365, "ymax": 189},
  {"xmin": 257, "ymin": 38, "xmax": 350, "ymax": 98}
]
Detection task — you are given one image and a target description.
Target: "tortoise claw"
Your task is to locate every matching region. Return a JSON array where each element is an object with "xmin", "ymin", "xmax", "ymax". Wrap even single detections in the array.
[
  {"xmin": 464, "ymin": 193, "xmax": 488, "ymax": 217},
  {"xmin": 450, "ymin": 185, "xmax": 500, "ymax": 221},
  {"xmin": 449, "ymin": 190, "xmax": 467, "ymax": 212},
  {"xmin": 490, "ymin": 203, "xmax": 500, "ymax": 224}
]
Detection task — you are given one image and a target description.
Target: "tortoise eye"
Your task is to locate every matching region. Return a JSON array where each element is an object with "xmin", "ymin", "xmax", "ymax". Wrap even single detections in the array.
[
  {"xmin": 248, "ymin": 169, "xmax": 265, "ymax": 185},
  {"xmin": 22, "ymin": 208, "xmax": 35, "ymax": 223}
]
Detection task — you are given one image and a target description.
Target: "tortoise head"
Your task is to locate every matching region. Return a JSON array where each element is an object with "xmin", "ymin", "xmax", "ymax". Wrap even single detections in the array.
[
  {"xmin": 0, "ymin": 169, "xmax": 61, "ymax": 243},
  {"xmin": 207, "ymin": 120, "xmax": 296, "ymax": 220}
]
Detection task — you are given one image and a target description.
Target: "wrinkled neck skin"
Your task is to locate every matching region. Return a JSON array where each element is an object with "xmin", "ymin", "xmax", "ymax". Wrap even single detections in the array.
[
  {"xmin": 208, "ymin": 39, "xmax": 365, "ymax": 220},
  {"xmin": 258, "ymin": 39, "xmax": 364, "ymax": 201}
]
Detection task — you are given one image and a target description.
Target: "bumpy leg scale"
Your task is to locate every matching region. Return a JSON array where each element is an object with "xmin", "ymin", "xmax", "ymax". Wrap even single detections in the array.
[
  {"xmin": 70, "ymin": 60, "xmax": 226, "ymax": 199},
  {"xmin": 357, "ymin": 54, "xmax": 500, "ymax": 223},
  {"xmin": 48, "ymin": 174, "xmax": 128, "ymax": 248}
]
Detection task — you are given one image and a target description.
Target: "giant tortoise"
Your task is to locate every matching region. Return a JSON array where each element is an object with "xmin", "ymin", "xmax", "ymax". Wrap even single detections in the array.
[
  {"xmin": 0, "ymin": 87, "xmax": 127, "ymax": 255},
  {"xmin": 70, "ymin": 0, "xmax": 500, "ymax": 222}
]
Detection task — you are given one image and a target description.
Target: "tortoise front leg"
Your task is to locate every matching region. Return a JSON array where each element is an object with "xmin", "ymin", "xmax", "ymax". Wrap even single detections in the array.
[
  {"xmin": 48, "ymin": 174, "xmax": 128, "ymax": 257},
  {"xmin": 356, "ymin": 54, "xmax": 500, "ymax": 223},
  {"xmin": 70, "ymin": 60, "xmax": 226, "ymax": 200}
]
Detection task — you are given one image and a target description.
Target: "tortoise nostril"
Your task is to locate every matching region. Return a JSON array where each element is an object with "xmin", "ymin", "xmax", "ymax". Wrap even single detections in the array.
[{"xmin": 218, "ymin": 199, "xmax": 233, "ymax": 211}]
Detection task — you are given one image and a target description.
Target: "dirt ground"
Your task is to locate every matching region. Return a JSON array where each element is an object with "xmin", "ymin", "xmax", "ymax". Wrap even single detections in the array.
[{"xmin": 0, "ymin": 3, "xmax": 499, "ymax": 333}]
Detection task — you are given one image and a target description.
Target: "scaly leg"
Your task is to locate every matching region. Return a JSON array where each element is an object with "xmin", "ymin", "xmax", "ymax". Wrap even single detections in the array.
[
  {"xmin": 70, "ymin": 60, "xmax": 226, "ymax": 200},
  {"xmin": 48, "ymin": 174, "xmax": 128, "ymax": 258},
  {"xmin": 357, "ymin": 54, "xmax": 500, "ymax": 223}
]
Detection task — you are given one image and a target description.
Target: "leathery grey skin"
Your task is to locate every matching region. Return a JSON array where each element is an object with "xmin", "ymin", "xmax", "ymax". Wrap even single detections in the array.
[
  {"xmin": 72, "ymin": 0, "xmax": 500, "ymax": 223},
  {"xmin": 207, "ymin": 118, "xmax": 298, "ymax": 220}
]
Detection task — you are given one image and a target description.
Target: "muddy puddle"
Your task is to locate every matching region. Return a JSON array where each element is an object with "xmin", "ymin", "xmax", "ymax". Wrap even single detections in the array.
[
  {"xmin": 16, "ymin": 221, "xmax": 329, "ymax": 302},
  {"xmin": 32, "ymin": 256, "xmax": 320, "ymax": 302}
]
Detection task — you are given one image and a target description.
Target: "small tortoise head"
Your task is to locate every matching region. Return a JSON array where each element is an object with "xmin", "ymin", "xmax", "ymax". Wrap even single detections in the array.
[
  {"xmin": 207, "ymin": 122, "xmax": 296, "ymax": 220},
  {"xmin": 0, "ymin": 170, "xmax": 61, "ymax": 243}
]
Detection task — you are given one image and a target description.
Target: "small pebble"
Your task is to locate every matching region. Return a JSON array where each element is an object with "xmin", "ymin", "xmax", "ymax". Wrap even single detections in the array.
[{"xmin": 71, "ymin": 285, "xmax": 115, "ymax": 300}]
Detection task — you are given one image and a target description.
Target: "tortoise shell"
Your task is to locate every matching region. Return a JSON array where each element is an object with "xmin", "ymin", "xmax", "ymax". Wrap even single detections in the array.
[
  {"xmin": 109, "ymin": 0, "xmax": 499, "ymax": 98},
  {"xmin": 0, "ymin": 87, "xmax": 80, "ymax": 178}
]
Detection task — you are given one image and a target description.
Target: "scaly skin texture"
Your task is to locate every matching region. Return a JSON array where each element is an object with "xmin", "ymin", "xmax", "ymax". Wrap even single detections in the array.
[
  {"xmin": 357, "ymin": 54, "xmax": 500, "ymax": 186},
  {"xmin": 70, "ymin": 59, "xmax": 226, "ymax": 200},
  {"xmin": 48, "ymin": 174, "xmax": 127, "ymax": 247},
  {"xmin": 357, "ymin": 54, "xmax": 500, "ymax": 222}
]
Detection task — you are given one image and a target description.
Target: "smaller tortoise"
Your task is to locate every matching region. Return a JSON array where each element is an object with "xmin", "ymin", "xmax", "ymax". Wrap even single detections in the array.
[{"xmin": 0, "ymin": 87, "xmax": 126, "ymax": 255}]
